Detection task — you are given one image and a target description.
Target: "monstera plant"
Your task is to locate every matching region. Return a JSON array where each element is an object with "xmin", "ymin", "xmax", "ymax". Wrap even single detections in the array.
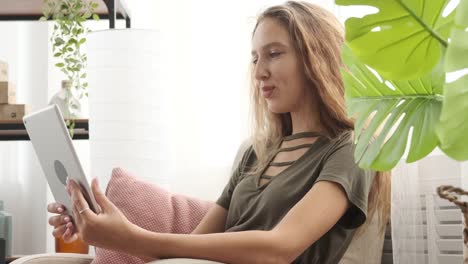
[
  {"xmin": 336, "ymin": 0, "xmax": 468, "ymax": 170},
  {"xmin": 40, "ymin": 0, "xmax": 99, "ymax": 136},
  {"xmin": 336, "ymin": 0, "xmax": 468, "ymax": 261}
]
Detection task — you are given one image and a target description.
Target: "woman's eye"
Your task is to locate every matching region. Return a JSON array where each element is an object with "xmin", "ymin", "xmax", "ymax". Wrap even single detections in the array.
[
  {"xmin": 269, "ymin": 51, "xmax": 282, "ymax": 58},
  {"xmin": 251, "ymin": 52, "xmax": 280, "ymax": 64}
]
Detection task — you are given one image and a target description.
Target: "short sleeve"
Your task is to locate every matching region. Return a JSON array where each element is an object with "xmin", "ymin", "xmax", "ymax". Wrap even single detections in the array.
[
  {"xmin": 216, "ymin": 146, "xmax": 253, "ymax": 210},
  {"xmin": 316, "ymin": 133, "xmax": 374, "ymax": 229}
]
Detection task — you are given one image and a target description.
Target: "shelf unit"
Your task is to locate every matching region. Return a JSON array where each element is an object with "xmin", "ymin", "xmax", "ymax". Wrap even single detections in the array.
[
  {"xmin": 0, "ymin": 0, "xmax": 131, "ymax": 29},
  {"xmin": 0, "ymin": 119, "xmax": 89, "ymax": 141},
  {"xmin": 0, "ymin": 0, "xmax": 130, "ymax": 141}
]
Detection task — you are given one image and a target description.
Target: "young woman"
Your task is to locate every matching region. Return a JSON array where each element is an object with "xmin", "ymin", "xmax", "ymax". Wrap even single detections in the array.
[{"xmin": 47, "ymin": 2, "xmax": 390, "ymax": 263}]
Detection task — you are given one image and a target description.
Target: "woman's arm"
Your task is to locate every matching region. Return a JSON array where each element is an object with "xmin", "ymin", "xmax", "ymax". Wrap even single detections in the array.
[
  {"xmin": 126, "ymin": 181, "xmax": 350, "ymax": 264},
  {"xmin": 191, "ymin": 204, "xmax": 228, "ymax": 234},
  {"xmin": 132, "ymin": 227, "xmax": 282, "ymax": 263},
  {"xmin": 68, "ymin": 179, "xmax": 348, "ymax": 264}
]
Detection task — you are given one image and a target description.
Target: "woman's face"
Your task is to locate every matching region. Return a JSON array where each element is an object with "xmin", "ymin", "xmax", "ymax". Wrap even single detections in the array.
[{"xmin": 251, "ymin": 18, "xmax": 312, "ymax": 114}]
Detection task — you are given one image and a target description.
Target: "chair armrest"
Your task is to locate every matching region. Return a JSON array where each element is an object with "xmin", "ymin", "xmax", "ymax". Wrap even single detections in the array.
[{"xmin": 10, "ymin": 253, "xmax": 93, "ymax": 264}]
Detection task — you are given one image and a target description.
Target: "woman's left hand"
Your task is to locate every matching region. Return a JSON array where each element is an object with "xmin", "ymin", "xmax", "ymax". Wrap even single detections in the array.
[{"xmin": 66, "ymin": 178, "xmax": 136, "ymax": 251}]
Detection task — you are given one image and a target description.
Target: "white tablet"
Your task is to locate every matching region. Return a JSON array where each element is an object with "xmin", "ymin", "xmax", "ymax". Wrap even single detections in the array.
[{"xmin": 23, "ymin": 104, "xmax": 100, "ymax": 217}]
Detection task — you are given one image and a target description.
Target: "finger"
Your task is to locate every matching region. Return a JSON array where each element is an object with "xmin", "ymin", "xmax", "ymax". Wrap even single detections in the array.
[
  {"xmin": 52, "ymin": 225, "xmax": 67, "ymax": 238},
  {"xmin": 91, "ymin": 178, "xmax": 111, "ymax": 213},
  {"xmin": 67, "ymin": 234, "xmax": 78, "ymax": 243},
  {"xmin": 47, "ymin": 203, "xmax": 65, "ymax": 214},
  {"xmin": 66, "ymin": 180, "xmax": 71, "ymax": 196},
  {"xmin": 68, "ymin": 179, "xmax": 93, "ymax": 220},
  {"xmin": 48, "ymin": 215, "xmax": 61, "ymax": 227},
  {"xmin": 48, "ymin": 215, "xmax": 72, "ymax": 227},
  {"xmin": 63, "ymin": 228, "xmax": 78, "ymax": 244},
  {"xmin": 68, "ymin": 180, "xmax": 83, "ymax": 224},
  {"xmin": 66, "ymin": 223, "xmax": 76, "ymax": 236},
  {"xmin": 66, "ymin": 222, "xmax": 74, "ymax": 229},
  {"xmin": 62, "ymin": 228, "xmax": 72, "ymax": 242},
  {"xmin": 62, "ymin": 224, "xmax": 76, "ymax": 237}
]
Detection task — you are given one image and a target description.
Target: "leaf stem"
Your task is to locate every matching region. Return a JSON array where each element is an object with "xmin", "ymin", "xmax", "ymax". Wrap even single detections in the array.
[
  {"xmin": 353, "ymin": 94, "xmax": 444, "ymax": 101},
  {"xmin": 397, "ymin": 0, "xmax": 448, "ymax": 47}
]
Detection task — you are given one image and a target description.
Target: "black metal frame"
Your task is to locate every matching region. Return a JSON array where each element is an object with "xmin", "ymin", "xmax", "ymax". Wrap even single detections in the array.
[
  {"xmin": 103, "ymin": 0, "xmax": 131, "ymax": 28},
  {"xmin": 0, "ymin": 120, "xmax": 89, "ymax": 141},
  {"xmin": 0, "ymin": 0, "xmax": 131, "ymax": 29}
]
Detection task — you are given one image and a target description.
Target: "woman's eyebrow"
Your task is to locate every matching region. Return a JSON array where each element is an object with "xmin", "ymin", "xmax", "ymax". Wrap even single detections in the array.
[{"xmin": 251, "ymin": 41, "xmax": 288, "ymax": 56}]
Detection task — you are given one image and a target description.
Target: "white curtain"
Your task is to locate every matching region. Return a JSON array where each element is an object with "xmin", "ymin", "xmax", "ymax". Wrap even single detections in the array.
[
  {"xmin": 391, "ymin": 151, "xmax": 468, "ymax": 264},
  {"xmin": 0, "ymin": 22, "xmax": 50, "ymax": 255}
]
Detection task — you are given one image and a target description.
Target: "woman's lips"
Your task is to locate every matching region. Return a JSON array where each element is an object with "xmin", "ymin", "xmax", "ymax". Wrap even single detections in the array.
[{"xmin": 262, "ymin": 86, "xmax": 275, "ymax": 99}]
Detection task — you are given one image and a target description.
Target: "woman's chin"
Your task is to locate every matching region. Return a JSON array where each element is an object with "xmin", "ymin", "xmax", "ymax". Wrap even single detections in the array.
[{"xmin": 266, "ymin": 103, "xmax": 289, "ymax": 114}]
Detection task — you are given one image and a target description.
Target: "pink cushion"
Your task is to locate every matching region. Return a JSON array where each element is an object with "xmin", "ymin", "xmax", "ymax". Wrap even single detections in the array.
[{"xmin": 92, "ymin": 168, "xmax": 214, "ymax": 264}]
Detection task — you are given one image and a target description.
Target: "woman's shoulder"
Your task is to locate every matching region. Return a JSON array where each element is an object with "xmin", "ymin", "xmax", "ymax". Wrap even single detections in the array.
[
  {"xmin": 320, "ymin": 129, "xmax": 356, "ymax": 159},
  {"xmin": 326, "ymin": 129, "xmax": 354, "ymax": 148},
  {"xmin": 232, "ymin": 142, "xmax": 257, "ymax": 172}
]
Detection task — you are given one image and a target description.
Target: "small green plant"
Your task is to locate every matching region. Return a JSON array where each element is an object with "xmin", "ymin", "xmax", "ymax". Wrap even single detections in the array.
[{"xmin": 40, "ymin": 0, "xmax": 99, "ymax": 137}]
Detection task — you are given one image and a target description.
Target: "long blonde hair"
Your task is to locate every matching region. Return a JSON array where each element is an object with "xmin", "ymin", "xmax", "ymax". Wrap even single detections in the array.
[{"xmin": 249, "ymin": 1, "xmax": 390, "ymax": 232}]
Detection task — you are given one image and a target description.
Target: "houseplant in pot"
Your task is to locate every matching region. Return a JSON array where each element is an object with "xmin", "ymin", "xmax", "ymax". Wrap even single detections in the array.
[
  {"xmin": 335, "ymin": 0, "xmax": 468, "ymax": 261},
  {"xmin": 40, "ymin": 0, "xmax": 99, "ymax": 137},
  {"xmin": 40, "ymin": 0, "xmax": 99, "ymax": 253}
]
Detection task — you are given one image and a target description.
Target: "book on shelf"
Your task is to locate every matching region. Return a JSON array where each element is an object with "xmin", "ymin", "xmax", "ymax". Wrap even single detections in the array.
[
  {"xmin": 0, "ymin": 104, "xmax": 30, "ymax": 121},
  {"xmin": 0, "ymin": 82, "xmax": 15, "ymax": 104}
]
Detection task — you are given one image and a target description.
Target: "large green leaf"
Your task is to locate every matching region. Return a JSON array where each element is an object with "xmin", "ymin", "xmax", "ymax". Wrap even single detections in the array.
[
  {"xmin": 437, "ymin": 0, "xmax": 468, "ymax": 160},
  {"xmin": 336, "ymin": 0, "xmax": 455, "ymax": 80},
  {"xmin": 342, "ymin": 45, "xmax": 444, "ymax": 171}
]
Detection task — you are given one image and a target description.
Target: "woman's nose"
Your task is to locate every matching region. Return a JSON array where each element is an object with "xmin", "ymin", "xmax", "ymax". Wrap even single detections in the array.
[{"xmin": 254, "ymin": 60, "xmax": 270, "ymax": 81}]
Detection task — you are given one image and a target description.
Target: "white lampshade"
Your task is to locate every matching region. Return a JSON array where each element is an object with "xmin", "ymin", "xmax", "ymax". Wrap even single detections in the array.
[{"xmin": 86, "ymin": 29, "xmax": 169, "ymax": 188}]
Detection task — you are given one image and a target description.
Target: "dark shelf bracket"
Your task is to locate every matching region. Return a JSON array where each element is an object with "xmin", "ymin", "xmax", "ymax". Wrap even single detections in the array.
[
  {"xmin": 103, "ymin": 0, "xmax": 116, "ymax": 28},
  {"xmin": 103, "ymin": 0, "xmax": 131, "ymax": 29}
]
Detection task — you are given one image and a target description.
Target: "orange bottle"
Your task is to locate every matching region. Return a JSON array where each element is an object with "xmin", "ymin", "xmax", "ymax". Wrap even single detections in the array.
[{"xmin": 55, "ymin": 237, "xmax": 89, "ymax": 254}]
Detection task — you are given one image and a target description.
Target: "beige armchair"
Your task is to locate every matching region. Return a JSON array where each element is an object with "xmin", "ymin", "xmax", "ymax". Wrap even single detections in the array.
[
  {"xmin": 10, "ymin": 254, "xmax": 221, "ymax": 264},
  {"xmin": 11, "ymin": 141, "xmax": 388, "ymax": 264}
]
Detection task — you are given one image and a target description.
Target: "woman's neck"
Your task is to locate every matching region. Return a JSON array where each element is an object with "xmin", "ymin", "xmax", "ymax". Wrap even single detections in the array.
[{"xmin": 289, "ymin": 107, "xmax": 323, "ymax": 135}]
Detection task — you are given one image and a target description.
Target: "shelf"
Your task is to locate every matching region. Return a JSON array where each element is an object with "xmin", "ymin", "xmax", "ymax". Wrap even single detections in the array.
[
  {"xmin": 0, "ymin": 119, "xmax": 89, "ymax": 141},
  {"xmin": 0, "ymin": 0, "xmax": 131, "ymax": 28}
]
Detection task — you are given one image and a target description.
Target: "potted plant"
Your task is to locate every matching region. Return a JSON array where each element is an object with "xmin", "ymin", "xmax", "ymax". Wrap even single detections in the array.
[
  {"xmin": 40, "ymin": 0, "xmax": 99, "ymax": 136},
  {"xmin": 336, "ymin": 0, "xmax": 468, "ymax": 261}
]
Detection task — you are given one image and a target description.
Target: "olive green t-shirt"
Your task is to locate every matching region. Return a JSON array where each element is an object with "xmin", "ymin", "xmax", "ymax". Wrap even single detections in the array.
[{"xmin": 216, "ymin": 130, "xmax": 374, "ymax": 264}]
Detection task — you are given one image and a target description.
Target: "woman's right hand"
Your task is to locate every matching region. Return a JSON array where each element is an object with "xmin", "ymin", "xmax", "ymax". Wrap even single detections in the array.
[{"xmin": 47, "ymin": 202, "xmax": 79, "ymax": 243}]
